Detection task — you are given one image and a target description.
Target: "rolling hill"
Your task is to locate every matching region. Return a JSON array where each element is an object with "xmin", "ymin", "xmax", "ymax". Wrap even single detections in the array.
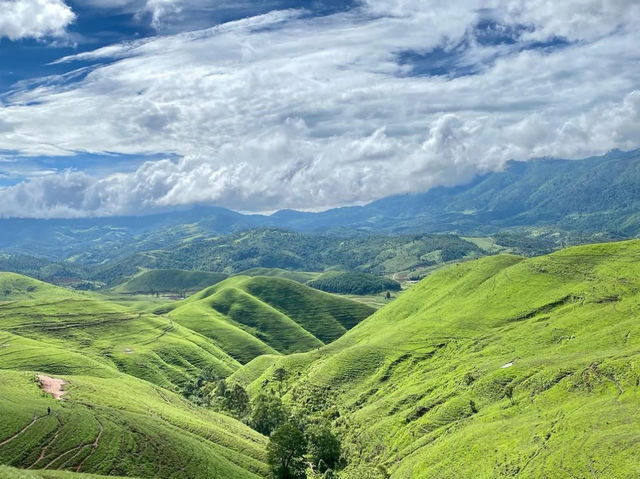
[
  {"xmin": 112, "ymin": 269, "xmax": 228, "ymax": 294},
  {"xmin": 0, "ymin": 273, "xmax": 268, "ymax": 478},
  {"xmin": 237, "ymin": 240, "xmax": 640, "ymax": 478},
  {"xmin": 162, "ymin": 276, "xmax": 375, "ymax": 364}
]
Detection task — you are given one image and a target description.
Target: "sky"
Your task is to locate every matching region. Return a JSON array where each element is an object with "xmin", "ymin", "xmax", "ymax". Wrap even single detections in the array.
[{"xmin": 0, "ymin": 0, "xmax": 639, "ymax": 218}]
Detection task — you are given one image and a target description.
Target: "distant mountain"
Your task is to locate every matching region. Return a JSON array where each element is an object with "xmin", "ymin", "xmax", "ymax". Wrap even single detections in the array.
[
  {"xmin": 271, "ymin": 149, "xmax": 640, "ymax": 235},
  {"xmin": 0, "ymin": 149, "xmax": 638, "ymax": 262}
]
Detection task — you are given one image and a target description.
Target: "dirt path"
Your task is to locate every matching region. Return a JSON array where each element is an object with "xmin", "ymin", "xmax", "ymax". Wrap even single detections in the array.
[
  {"xmin": 38, "ymin": 375, "xmax": 66, "ymax": 400},
  {"xmin": 0, "ymin": 415, "xmax": 39, "ymax": 447}
]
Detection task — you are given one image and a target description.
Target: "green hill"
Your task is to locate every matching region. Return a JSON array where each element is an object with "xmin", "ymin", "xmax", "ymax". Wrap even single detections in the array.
[
  {"xmin": 235, "ymin": 268, "xmax": 320, "ymax": 284},
  {"xmin": 0, "ymin": 273, "xmax": 268, "ymax": 479},
  {"xmin": 164, "ymin": 276, "xmax": 375, "ymax": 364},
  {"xmin": 112, "ymin": 269, "xmax": 228, "ymax": 294},
  {"xmin": 239, "ymin": 240, "xmax": 640, "ymax": 478}
]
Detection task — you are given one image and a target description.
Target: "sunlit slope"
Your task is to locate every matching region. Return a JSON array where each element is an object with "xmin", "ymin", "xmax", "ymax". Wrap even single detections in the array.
[
  {"xmin": 0, "ymin": 370, "xmax": 267, "ymax": 478},
  {"xmin": 0, "ymin": 465, "xmax": 133, "ymax": 478},
  {"xmin": 0, "ymin": 273, "xmax": 239, "ymax": 386},
  {"xmin": 244, "ymin": 240, "xmax": 640, "ymax": 478},
  {"xmin": 0, "ymin": 274, "xmax": 268, "ymax": 478},
  {"xmin": 112, "ymin": 269, "xmax": 228, "ymax": 294},
  {"xmin": 235, "ymin": 268, "xmax": 319, "ymax": 283},
  {"xmin": 166, "ymin": 276, "xmax": 374, "ymax": 363}
]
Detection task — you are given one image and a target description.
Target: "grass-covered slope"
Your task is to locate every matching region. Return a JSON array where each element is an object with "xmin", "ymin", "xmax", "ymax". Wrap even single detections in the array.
[
  {"xmin": 165, "ymin": 276, "xmax": 375, "ymax": 363},
  {"xmin": 235, "ymin": 268, "xmax": 320, "ymax": 284},
  {"xmin": 0, "ymin": 273, "xmax": 239, "ymax": 386},
  {"xmin": 0, "ymin": 465, "xmax": 133, "ymax": 478},
  {"xmin": 243, "ymin": 240, "xmax": 640, "ymax": 478},
  {"xmin": 0, "ymin": 273, "xmax": 268, "ymax": 479},
  {"xmin": 0, "ymin": 371, "xmax": 267, "ymax": 479},
  {"xmin": 112, "ymin": 269, "xmax": 228, "ymax": 294}
]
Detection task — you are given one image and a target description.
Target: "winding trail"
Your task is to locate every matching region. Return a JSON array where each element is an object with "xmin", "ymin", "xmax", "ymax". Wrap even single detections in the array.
[{"xmin": 0, "ymin": 415, "xmax": 40, "ymax": 447}]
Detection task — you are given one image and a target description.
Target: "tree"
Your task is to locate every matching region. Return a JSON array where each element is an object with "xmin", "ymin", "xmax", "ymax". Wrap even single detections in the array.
[
  {"xmin": 250, "ymin": 393, "xmax": 288, "ymax": 436},
  {"xmin": 306, "ymin": 422, "xmax": 341, "ymax": 473},
  {"xmin": 225, "ymin": 383, "xmax": 250, "ymax": 417},
  {"xmin": 214, "ymin": 379, "xmax": 227, "ymax": 398},
  {"xmin": 273, "ymin": 367, "xmax": 287, "ymax": 396},
  {"xmin": 273, "ymin": 366, "xmax": 287, "ymax": 383},
  {"xmin": 267, "ymin": 422, "xmax": 307, "ymax": 479}
]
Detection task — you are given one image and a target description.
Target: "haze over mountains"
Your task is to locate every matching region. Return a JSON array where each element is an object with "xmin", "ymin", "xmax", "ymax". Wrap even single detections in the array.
[{"xmin": 0, "ymin": 150, "xmax": 637, "ymax": 263}]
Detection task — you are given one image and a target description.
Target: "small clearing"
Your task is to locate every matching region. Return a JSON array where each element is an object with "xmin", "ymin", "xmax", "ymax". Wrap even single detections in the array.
[{"xmin": 38, "ymin": 374, "xmax": 66, "ymax": 400}]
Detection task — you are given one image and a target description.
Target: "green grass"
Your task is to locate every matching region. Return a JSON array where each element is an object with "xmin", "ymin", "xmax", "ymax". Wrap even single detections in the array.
[
  {"xmin": 91, "ymin": 292, "xmax": 175, "ymax": 313},
  {"xmin": 0, "ymin": 273, "xmax": 268, "ymax": 478},
  {"xmin": 234, "ymin": 268, "xmax": 320, "ymax": 284},
  {"xmin": 0, "ymin": 370, "xmax": 267, "ymax": 479},
  {"xmin": 164, "ymin": 276, "xmax": 375, "ymax": 363},
  {"xmin": 239, "ymin": 240, "xmax": 640, "ymax": 478},
  {"xmin": 0, "ymin": 465, "xmax": 134, "ymax": 478},
  {"xmin": 0, "ymin": 278, "xmax": 240, "ymax": 386},
  {"xmin": 112, "ymin": 269, "xmax": 228, "ymax": 294}
]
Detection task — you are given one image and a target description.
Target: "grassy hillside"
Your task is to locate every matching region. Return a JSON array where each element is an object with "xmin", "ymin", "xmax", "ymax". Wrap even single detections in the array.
[
  {"xmin": 0, "ymin": 465, "xmax": 133, "ymax": 478},
  {"xmin": 241, "ymin": 240, "xmax": 640, "ymax": 478},
  {"xmin": 235, "ymin": 268, "xmax": 320, "ymax": 284},
  {"xmin": 164, "ymin": 276, "xmax": 375, "ymax": 364},
  {"xmin": 0, "ymin": 273, "xmax": 239, "ymax": 386},
  {"xmin": 0, "ymin": 273, "xmax": 269, "ymax": 479},
  {"xmin": 112, "ymin": 269, "xmax": 228, "ymax": 294}
]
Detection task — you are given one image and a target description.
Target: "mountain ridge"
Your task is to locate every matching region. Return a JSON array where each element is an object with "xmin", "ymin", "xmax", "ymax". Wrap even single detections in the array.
[{"xmin": 0, "ymin": 150, "xmax": 638, "ymax": 263}]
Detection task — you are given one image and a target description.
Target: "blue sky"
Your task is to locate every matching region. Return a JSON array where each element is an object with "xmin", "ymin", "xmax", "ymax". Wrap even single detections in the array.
[{"xmin": 0, "ymin": 0, "xmax": 639, "ymax": 217}]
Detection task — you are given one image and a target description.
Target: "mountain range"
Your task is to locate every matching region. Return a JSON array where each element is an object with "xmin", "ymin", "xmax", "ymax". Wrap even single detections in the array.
[{"xmin": 0, "ymin": 150, "xmax": 638, "ymax": 263}]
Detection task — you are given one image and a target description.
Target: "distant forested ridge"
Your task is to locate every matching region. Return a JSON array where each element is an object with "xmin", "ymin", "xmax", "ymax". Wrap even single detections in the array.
[
  {"xmin": 90, "ymin": 230, "xmax": 482, "ymax": 285},
  {"xmin": 307, "ymin": 272, "xmax": 401, "ymax": 295},
  {"xmin": 0, "ymin": 150, "xmax": 637, "ymax": 264}
]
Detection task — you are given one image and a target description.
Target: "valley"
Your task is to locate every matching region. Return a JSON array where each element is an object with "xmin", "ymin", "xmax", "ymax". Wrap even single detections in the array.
[
  {"xmin": 1, "ymin": 152, "xmax": 639, "ymax": 479},
  {"xmin": 1, "ymin": 239, "xmax": 640, "ymax": 478}
]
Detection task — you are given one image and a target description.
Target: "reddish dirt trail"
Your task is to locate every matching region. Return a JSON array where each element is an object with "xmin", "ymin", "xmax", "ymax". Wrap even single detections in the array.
[{"xmin": 38, "ymin": 375, "xmax": 66, "ymax": 400}]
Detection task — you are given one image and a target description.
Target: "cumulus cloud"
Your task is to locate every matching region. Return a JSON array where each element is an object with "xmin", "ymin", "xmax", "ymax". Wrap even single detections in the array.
[
  {"xmin": 0, "ymin": 1, "xmax": 639, "ymax": 217},
  {"xmin": 0, "ymin": 0, "xmax": 75, "ymax": 40}
]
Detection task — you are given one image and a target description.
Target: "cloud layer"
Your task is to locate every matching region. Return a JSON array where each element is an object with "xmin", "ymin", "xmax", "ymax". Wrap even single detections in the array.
[
  {"xmin": 0, "ymin": 0, "xmax": 75, "ymax": 40},
  {"xmin": 0, "ymin": 0, "xmax": 639, "ymax": 217}
]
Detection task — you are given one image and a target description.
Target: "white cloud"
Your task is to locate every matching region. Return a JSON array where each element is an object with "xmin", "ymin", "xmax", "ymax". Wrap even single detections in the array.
[
  {"xmin": 0, "ymin": 0, "xmax": 75, "ymax": 40},
  {"xmin": 0, "ymin": 1, "xmax": 639, "ymax": 217},
  {"xmin": 141, "ymin": 0, "xmax": 182, "ymax": 31}
]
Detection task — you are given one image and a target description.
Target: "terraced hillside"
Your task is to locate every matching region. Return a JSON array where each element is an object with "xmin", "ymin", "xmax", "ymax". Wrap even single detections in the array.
[
  {"xmin": 239, "ymin": 240, "xmax": 640, "ymax": 478},
  {"xmin": 0, "ymin": 273, "xmax": 267, "ymax": 478},
  {"xmin": 163, "ymin": 276, "xmax": 375, "ymax": 364}
]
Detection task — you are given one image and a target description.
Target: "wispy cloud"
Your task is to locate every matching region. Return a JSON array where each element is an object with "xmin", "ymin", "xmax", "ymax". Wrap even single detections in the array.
[{"xmin": 0, "ymin": 0, "xmax": 639, "ymax": 217}]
